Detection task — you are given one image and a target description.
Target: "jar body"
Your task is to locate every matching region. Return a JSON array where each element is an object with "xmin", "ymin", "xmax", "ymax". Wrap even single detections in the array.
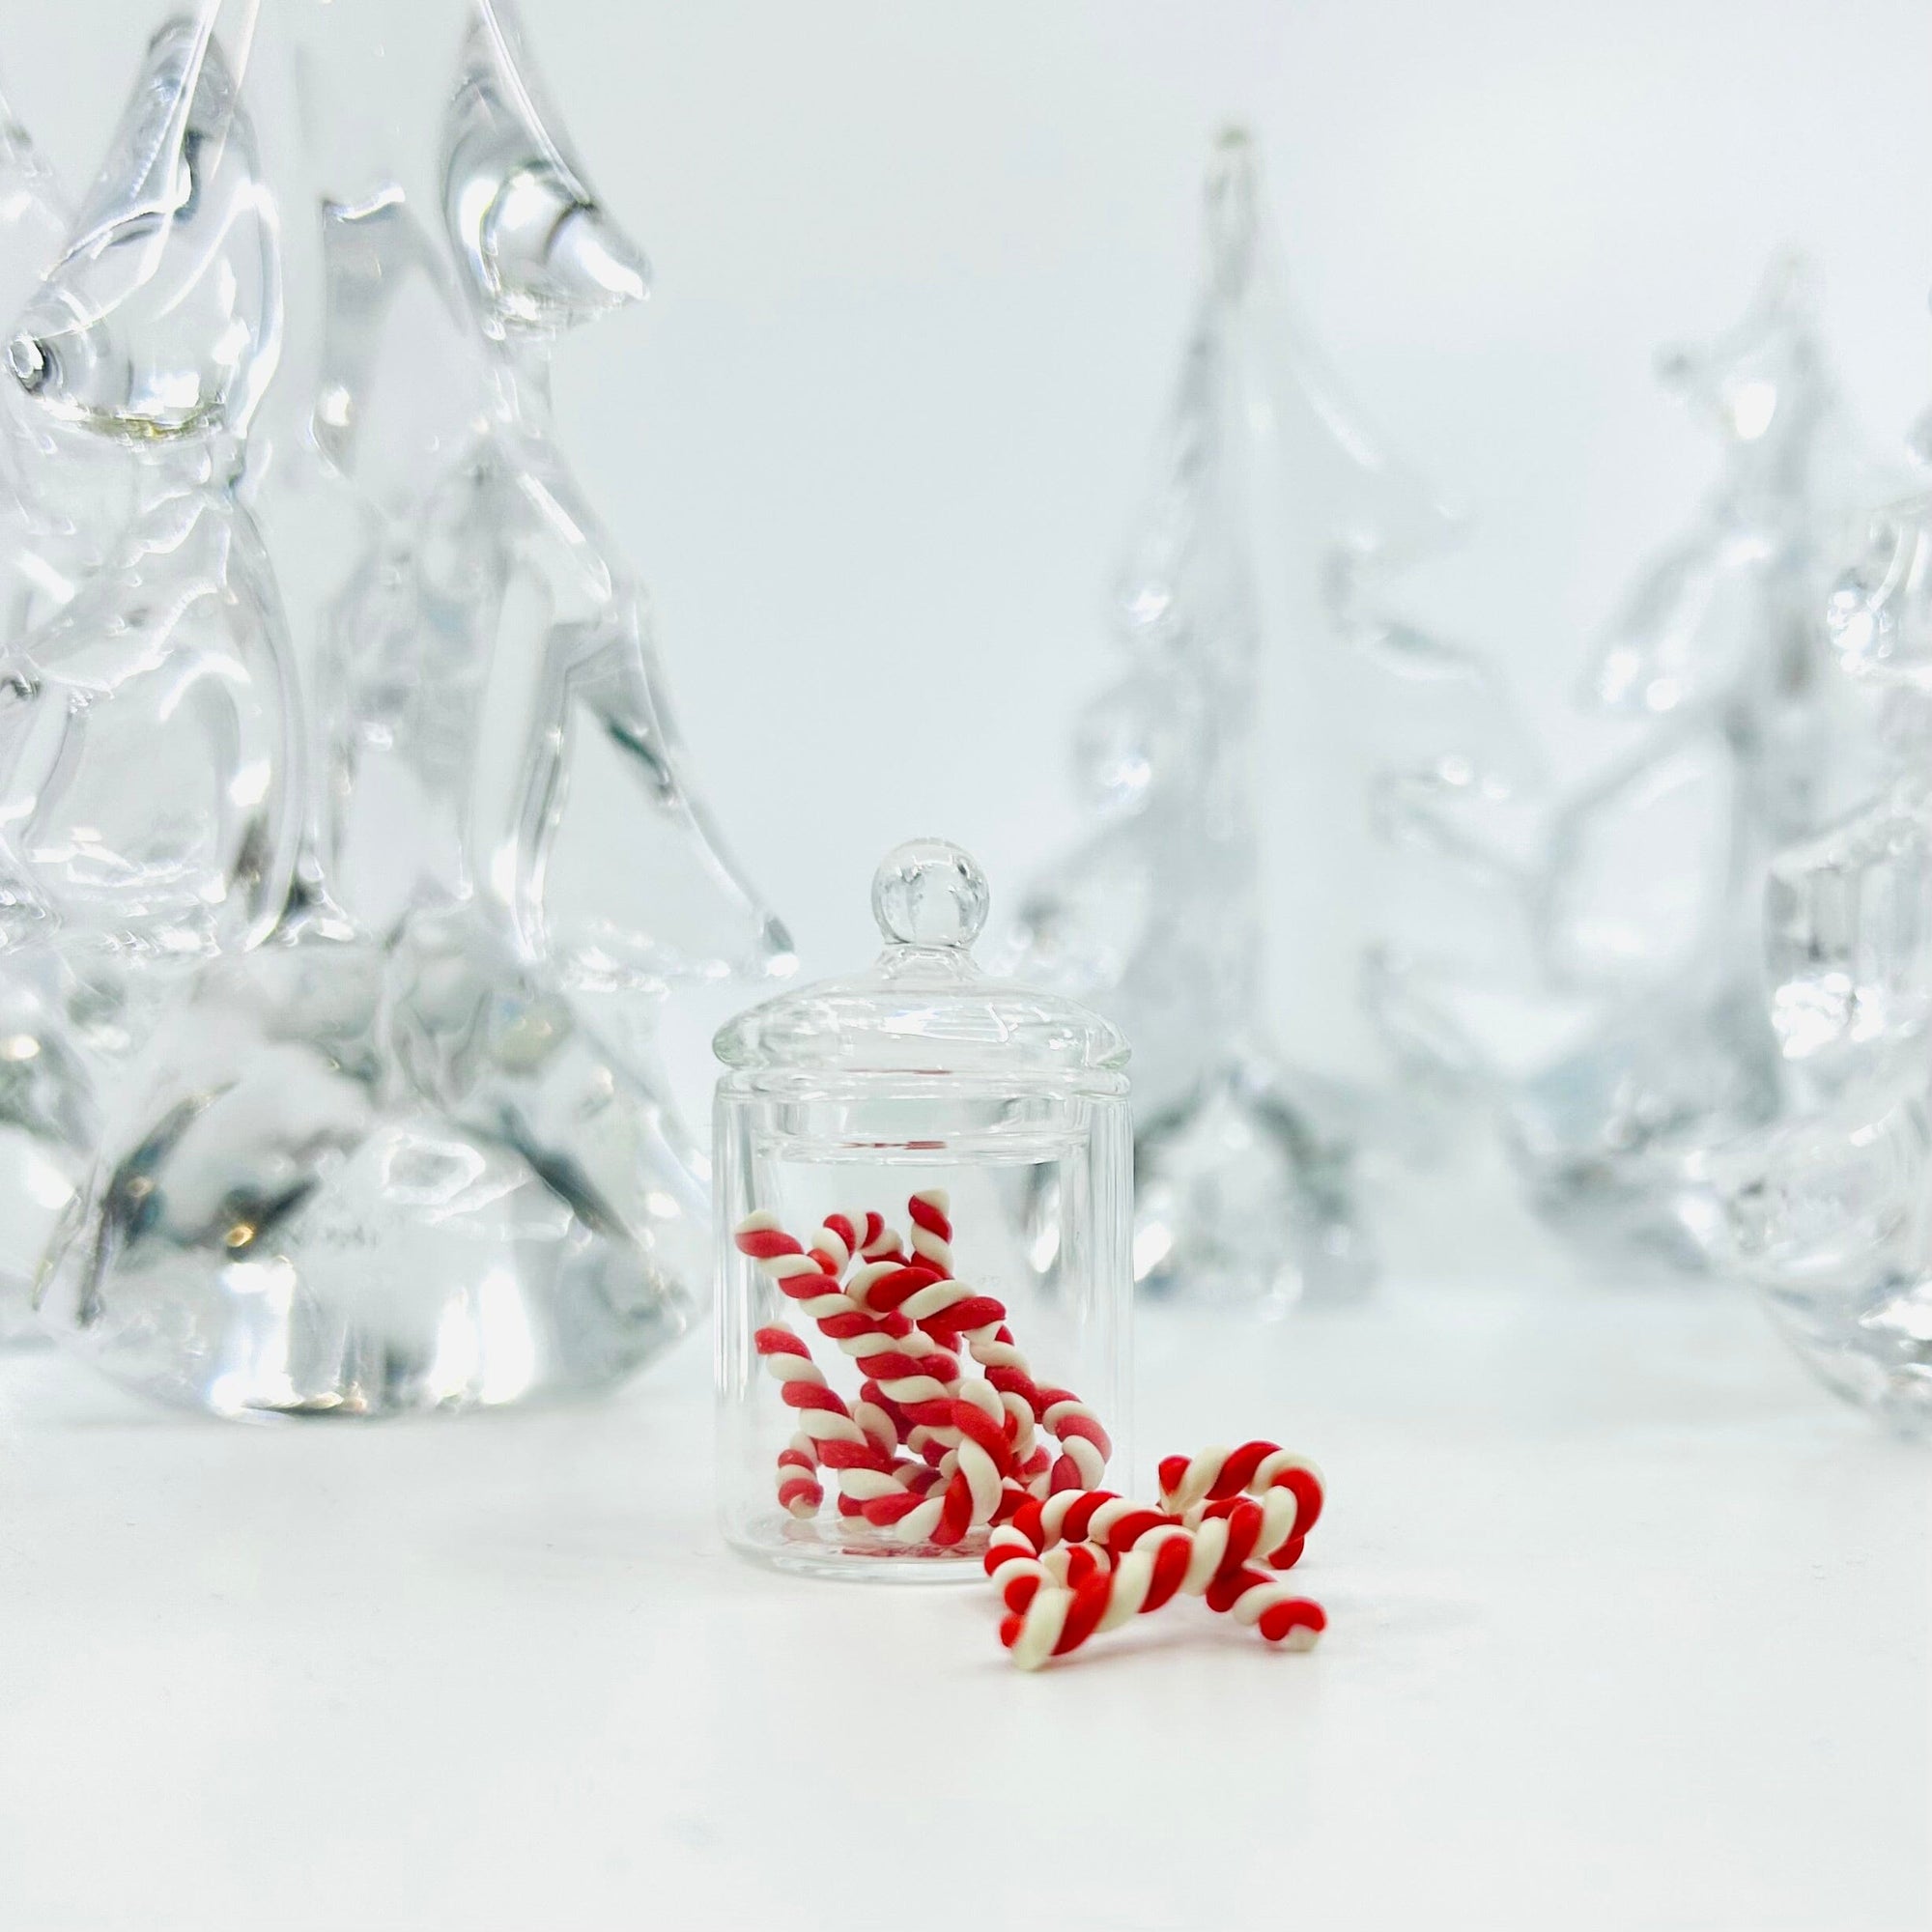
[{"xmin": 716, "ymin": 1067, "xmax": 1132, "ymax": 1577}]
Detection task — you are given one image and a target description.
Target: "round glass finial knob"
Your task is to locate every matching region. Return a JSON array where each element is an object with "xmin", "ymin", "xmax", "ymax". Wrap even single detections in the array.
[{"xmin": 871, "ymin": 838, "xmax": 989, "ymax": 950}]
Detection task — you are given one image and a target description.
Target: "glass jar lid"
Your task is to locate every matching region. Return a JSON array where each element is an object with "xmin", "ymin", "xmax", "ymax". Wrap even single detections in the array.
[{"xmin": 713, "ymin": 839, "xmax": 1129, "ymax": 1076}]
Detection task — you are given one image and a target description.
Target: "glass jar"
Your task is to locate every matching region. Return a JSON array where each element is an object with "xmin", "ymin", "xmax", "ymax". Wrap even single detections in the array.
[{"xmin": 715, "ymin": 839, "xmax": 1132, "ymax": 1577}]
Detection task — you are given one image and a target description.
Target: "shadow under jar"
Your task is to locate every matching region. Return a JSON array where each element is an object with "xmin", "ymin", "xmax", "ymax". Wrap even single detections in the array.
[{"xmin": 715, "ymin": 839, "xmax": 1132, "ymax": 1579}]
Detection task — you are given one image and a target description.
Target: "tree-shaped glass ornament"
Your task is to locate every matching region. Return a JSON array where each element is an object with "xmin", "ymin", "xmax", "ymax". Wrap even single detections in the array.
[
  {"xmin": 0, "ymin": 81, "xmax": 82, "ymax": 1336},
  {"xmin": 1006, "ymin": 128, "xmax": 1473, "ymax": 1309},
  {"xmin": 0, "ymin": 15, "xmax": 302, "ymax": 1339},
  {"xmin": 1708, "ymin": 324, "xmax": 1932, "ymax": 1428},
  {"xmin": 20, "ymin": 0, "xmax": 791, "ymax": 1414},
  {"xmin": 1374, "ymin": 260, "xmax": 1865, "ymax": 1267}
]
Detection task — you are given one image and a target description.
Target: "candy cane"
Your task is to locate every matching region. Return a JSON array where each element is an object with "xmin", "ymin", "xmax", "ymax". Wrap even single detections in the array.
[
  {"xmin": 753, "ymin": 1326, "xmax": 895, "ymax": 1489},
  {"xmin": 850, "ymin": 1192, "xmax": 1111, "ymax": 1493},
  {"xmin": 1157, "ymin": 1441, "xmax": 1323, "ymax": 1567},
  {"xmin": 744, "ymin": 1206, "xmax": 1060, "ymax": 1536},
  {"xmin": 1206, "ymin": 1566, "xmax": 1327, "ymax": 1649},
  {"xmin": 739, "ymin": 1197, "xmax": 1113, "ymax": 1548},
  {"xmin": 986, "ymin": 1485, "xmax": 1326, "ymax": 1668},
  {"xmin": 1005, "ymin": 1487, "xmax": 1304, "ymax": 1575},
  {"xmin": 991, "ymin": 1494, "xmax": 1259, "ymax": 1614},
  {"xmin": 738, "ymin": 1214, "xmax": 956, "ymax": 1515},
  {"xmin": 998, "ymin": 1520, "xmax": 1325, "ymax": 1669},
  {"xmin": 861, "ymin": 1378, "xmax": 1019, "ymax": 1546},
  {"xmin": 739, "ymin": 1211, "xmax": 1030, "ymax": 1546}
]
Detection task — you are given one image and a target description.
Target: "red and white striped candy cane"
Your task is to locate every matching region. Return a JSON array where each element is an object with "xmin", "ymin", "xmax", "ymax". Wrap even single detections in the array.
[
  {"xmin": 1206, "ymin": 1565, "xmax": 1327, "ymax": 1649},
  {"xmin": 989, "ymin": 1493, "xmax": 1258, "ymax": 1611},
  {"xmin": 739, "ymin": 1208, "xmax": 1030, "ymax": 1545},
  {"xmin": 998, "ymin": 1533, "xmax": 1325, "ymax": 1670},
  {"xmin": 861, "ymin": 1378, "xmax": 1020, "ymax": 1546},
  {"xmin": 764, "ymin": 1203, "xmax": 1052, "ymax": 1539},
  {"xmin": 988, "ymin": 1490, "xmax": 1326, "ymax": 1668},
  {"xmin": 738, "ymin": 1213, "xmax": 953, "ymax": 1517},
  {"xmin": 1002, "ymin": 1486, "xmax": 1303, "ymax": 1575},
  {"xmin": 753, "ymin": 1326, "xmax": 896, "ymax": 1515},
  {"xmin": 1158, "ymin": 1441, "xmax": 1323, "ymax": 1568},
  {"xmin": 983, "ymin": 1519, "xmax": 1112, "ymax": 1608},
  {"xmin": 852, "ymin": 1191, "xmax": 1112, "ymax": 1493}
]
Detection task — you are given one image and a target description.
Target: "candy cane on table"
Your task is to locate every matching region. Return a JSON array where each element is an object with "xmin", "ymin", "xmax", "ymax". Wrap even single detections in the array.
[
  {"xmin": 1157, "ymin": 1441, "xmax": 1324, "ymax": 1568},
  {"xmin": 1205, "ymin": 1565, "xmax": 1326, "ymax": 1650},
  {"xmin": 1001, "ymin": 1486, "xmax": 1304, "ymax": 1576},
  {"xmin": 989, "ymin": 1492, "xmax": 1275, "ymax": 1610},
  {"xmin": 999, "ymin": 1532, "xmax": 1325, "ymax": 1671},
  {"xmin": 987, "ymin": 1491, "xmax": 1325, "ymax": 1668},
  {"xmin": 850, "ymin": 1191, "xmax": 1111, "ymax": 1494}
]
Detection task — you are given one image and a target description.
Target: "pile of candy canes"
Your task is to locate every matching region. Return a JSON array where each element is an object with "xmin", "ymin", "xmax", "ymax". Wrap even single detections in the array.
[{"xmin": 736, "ymin": 1190, "xmax": 1327, "ymax": 1670}]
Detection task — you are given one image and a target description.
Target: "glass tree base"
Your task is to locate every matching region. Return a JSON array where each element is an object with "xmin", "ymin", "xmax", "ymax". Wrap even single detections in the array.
[
  {"xmin": 1131, "ymin": 1064, "xmax": 1373, "ymax": 1312},
  {"xmin": 1763, "ymin": 1277, "xmax": 1932, "ymax": 1436},
  {"xmin": 1502, "ymin": 988, "xmax": 1778, "ymax": 1275},
  {"xmin": 37, "ymin": 912, "xmax": 698, "ymax": 1417}
]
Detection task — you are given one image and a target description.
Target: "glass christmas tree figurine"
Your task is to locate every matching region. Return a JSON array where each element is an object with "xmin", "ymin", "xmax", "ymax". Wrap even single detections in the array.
[
  {"xmin": 1707, "ymin": 312, "xmax": 1932, "ymax": 1428},
  {"xmin": 20, "ymin": 0, "xmax": 790, "ymax": 1413},
  {"xmin": 0, "ymin": 77, "xmax": 81, "ymax": 1336},
  {"xmin": 0, "ymin": 15, "xmax": 301, "ymax": 1339},
  {"xmin": 1374, "ymin": 259, "xmax": 1863, "ymax": 1267},
  {"xmin": 1006, "ymin": 128, "xmax": 1473, "ymax": 1309}
]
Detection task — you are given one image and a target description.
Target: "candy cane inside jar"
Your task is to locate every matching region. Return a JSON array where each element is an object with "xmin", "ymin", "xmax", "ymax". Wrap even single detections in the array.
[{"xmin": 733, "ymin": 1195, "xmax": 1115, "ymax": 1568}]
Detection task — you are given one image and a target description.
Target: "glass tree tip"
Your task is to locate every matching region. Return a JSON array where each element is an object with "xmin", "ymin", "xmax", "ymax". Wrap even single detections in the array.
[{"xmin": 1205, "ymin": 125, "xmax": 1260, "ymax": 291}]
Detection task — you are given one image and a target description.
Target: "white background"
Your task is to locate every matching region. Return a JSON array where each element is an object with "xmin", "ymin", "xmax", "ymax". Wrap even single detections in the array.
[{"xmin": 1, "ymin": 8, "xmax": 1929, "ymax": 1929}]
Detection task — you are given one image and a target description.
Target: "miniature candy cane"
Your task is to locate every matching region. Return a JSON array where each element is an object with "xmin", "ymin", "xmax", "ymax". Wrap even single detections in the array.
[
  {"xmin": 1158, "ymin": 1441, "xmax": 1323, "ymax": 1566},
  {"xmin": 851, "ymin": 1192, "xmax": 1111, "ymax": 1492},
  {"xmin": 1206, "ymin": 1565, "xmax": 1327, "ymax": 1649},
  {"xmin": 738, "ymin": 1214, "xmax": 954, "ymax": 1511},
  {"xmin": 739, "ymin": 1214, "xmax": 959, "ymax": 1419},
  {"xmin": 753, "ymin": 1327, "xmax": 895, "ymax": 1491},
  {"xmin": 999, "ymin": 1519, "xmax": 1326, "ymax": 1669},
  {"xmin": 740, "ymin": 1200, "xmax": 1106, "ymax": 1543},
  {"xmin": 1005, "ymin": 1487, "xmax": 1303, "ymax": 1576},
  {"xmin": 991, "ymin": 1494, "xmax": 1260, "ymax": 1611},
  {"xmin": 999, "ymin": 1537, "xmax": 1193, "ymax": 1670},
  {"xmin": 862, "ymin": 1379, "xmax": 1020, "ymax": 1546},
  {"xmin": 988, "ymin": 1490, "xmax": 1326, "ymax": 1668},
  {"xmin": 741, "ymin": 1212, "xmax": 1027, "ymax": 1545}
]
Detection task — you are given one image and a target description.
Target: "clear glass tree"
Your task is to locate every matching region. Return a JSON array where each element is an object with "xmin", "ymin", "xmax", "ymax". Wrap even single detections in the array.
[
  {"xmin": 10, "ymin": 0, "xmax": 791, "ymax": 1411},
  {"xmin": 1707, "ymin": 324, "xmax": 1932, "ymax": 1428},
  {"xmin": 0, "ymin": 82, "xmax": 87, "ymax": 1338},
  {"xmin": 1004, "ymin": 128, "xmax": 1480, "ymax": 1309},
  {"xmin": 1374, "ymin": 258, "xmax": 1869, "ymax": 1268},
  {"xmin": 0, "ymin": 15, "xmax": 300, "ymax": 1339}
]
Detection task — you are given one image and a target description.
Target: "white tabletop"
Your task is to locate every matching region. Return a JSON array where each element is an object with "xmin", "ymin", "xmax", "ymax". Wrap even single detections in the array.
[{"xmin": 2, "ymin": 1256, "xmax": 1925, "ymax": 1932}]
